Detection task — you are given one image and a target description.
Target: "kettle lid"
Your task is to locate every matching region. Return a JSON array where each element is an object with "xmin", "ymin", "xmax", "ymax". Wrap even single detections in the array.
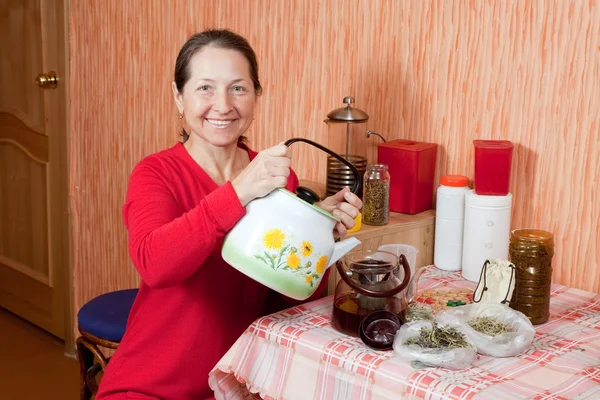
[
  {"xmin": 325, "ymin": 96, "xmax": 369, "ymax": 123},
  {"xmin": 278, "ymin": 188, "xmax": 340, "ymax": 222}
]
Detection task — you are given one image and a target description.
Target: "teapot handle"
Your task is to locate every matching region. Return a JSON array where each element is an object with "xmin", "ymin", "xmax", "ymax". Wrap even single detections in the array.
[
  {"xmin": 335, "ymin": 254, "xmax": 412, "ymax": 298},
  {"xmin": 284, "ymin": 138, "xmax": 362, "ymax": 195}
]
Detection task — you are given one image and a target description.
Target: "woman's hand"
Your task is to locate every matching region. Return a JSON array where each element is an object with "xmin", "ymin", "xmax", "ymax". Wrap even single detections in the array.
[
  {"xmin": 232, "ymin": 143, "xmax": 291, "ymax": 206},
  {"xmin": 318, "ymin": 187, "xmax": 362, "ymax": 239}
]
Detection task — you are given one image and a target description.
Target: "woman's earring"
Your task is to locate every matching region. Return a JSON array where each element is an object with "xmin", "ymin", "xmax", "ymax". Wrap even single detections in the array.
[{"xmin": 179, "ymin": 111, "xmax": 184, "ymax": 120}]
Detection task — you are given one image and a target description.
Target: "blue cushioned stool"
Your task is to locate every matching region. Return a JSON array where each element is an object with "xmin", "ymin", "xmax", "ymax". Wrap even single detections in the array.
[{"xmin": 76, "ymin": 289, "xmax": 138, "ymax": 400}]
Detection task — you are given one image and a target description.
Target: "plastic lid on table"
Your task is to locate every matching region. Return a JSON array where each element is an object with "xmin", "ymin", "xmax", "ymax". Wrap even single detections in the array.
[{"xmin": 359, "ymin": 310, "xmax": 403, "ymax": 350}]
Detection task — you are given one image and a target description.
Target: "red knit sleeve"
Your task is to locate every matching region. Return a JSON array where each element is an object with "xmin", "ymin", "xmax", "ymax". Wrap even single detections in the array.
[{"xmin": 122, "ymin": 161, "xmax": 245, "ymax": 289}]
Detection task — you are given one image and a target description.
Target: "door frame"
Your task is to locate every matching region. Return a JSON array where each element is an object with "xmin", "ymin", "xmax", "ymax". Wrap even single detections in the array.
[
  {"xmin": 44, "ymin": 0, "xmax": 74, "ymax": 354},
  {"xmin": 62, "ymin": 0, "xmax": 74, "ymax": 356}
]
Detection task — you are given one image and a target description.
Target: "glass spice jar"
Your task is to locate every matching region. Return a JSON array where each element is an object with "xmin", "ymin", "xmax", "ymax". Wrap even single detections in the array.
[
  {"xmin": 363, "ymin": 164, "xmax": 390, "ymax": 226},
  {"xmin": 508, "ymin": 229, "xmax": 554, "ymax": 325}
]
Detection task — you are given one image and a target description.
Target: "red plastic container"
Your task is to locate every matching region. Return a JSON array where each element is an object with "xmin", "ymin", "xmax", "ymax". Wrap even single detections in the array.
[
  {"xmin": 377, "ymin": 139, "xmax": 438, "ymax": 215},
  {"xmin": 473, "ymin": 140, "xmax": 514, "ymax": 195}
]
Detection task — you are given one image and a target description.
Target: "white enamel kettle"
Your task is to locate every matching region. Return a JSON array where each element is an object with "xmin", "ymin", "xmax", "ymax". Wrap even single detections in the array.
[{"xmin": 222, "ymin": 138, "xmax": 362, "ymax": 300}]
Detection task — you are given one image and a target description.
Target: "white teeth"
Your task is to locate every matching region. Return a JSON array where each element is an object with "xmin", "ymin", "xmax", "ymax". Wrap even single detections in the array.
[{"xmin": 207, "ymin": 119, "xmax": 232, "ymax": 126}]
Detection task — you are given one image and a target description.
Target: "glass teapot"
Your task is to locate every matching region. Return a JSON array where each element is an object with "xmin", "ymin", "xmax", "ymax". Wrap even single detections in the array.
[{"xmin": 331, "ymin": 249, "xmax": 412, "ymax": 338}]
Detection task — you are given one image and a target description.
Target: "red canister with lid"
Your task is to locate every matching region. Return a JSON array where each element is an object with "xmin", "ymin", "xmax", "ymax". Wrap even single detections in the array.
[
  {"xmin": 473, "ymin": 140, "xmax": 514, "ymax": 196},
  {"xmin": 377, "ymin": 139, "xmax": 438, "ymax": 215}
]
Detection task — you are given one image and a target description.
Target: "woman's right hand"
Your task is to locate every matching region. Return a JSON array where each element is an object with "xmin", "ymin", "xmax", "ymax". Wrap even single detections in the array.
[{"xmin": 232, "ymin": 142, "xmax": 292, "ymax": 206}]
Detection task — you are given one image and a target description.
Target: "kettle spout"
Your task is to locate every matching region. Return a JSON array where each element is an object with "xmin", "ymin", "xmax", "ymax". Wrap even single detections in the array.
[{"xmin": 328, "ymin": 237, "xmax": 361, "ymax": 267}]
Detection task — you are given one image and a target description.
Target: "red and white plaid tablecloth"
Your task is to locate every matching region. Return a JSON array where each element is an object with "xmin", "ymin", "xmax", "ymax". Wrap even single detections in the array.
[{"xmin": 209, "ymin": 266, "xmax": 600, "ymax": 399}]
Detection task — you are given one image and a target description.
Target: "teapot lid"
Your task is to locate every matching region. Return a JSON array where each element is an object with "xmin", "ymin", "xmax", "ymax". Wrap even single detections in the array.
[
  {"xmin": 325, "ymin": 96, "xmax": 369, "ymax": 123},
  {"xmin": 278, "ymin": 188, "xmax": 340, "ymax": 222},
  {"xmin": 359, "ymin": 310, "xmax": 403, "ymax": 350}
]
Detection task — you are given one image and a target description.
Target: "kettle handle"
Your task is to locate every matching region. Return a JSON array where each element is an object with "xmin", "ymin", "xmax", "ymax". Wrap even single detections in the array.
[
  {"xmin": 335, "ymin": 254, "xmax": 412, "ymax": 298},
  {"xmin": 284, "ymin": 138, "xmax": 362, "ymax": 195}
]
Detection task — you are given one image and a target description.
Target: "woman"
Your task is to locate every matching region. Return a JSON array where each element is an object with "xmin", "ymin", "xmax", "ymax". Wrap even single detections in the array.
[{"xmin": 96, "ymin": 29, "xmax": 361, "ymax": 400}]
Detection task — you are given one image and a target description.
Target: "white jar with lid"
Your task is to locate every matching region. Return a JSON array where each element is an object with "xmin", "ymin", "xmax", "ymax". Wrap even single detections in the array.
[
  {"xmin": 462, "ymin": 190, "xmax": 513, "ymax": 282},
  {"xmin": 434, "ymin": 175, "xmax": 470, "ymax": 271}
]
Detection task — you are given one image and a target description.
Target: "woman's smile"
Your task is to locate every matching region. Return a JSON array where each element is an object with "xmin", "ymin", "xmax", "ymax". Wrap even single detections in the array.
[{"xmin": 206, "ymin": 118, "xmax": 234, "ymax": 129}]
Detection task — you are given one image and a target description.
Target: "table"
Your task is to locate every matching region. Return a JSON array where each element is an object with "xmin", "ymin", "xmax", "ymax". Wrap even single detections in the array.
[{"xmin": 209, "ymin": 266, "xmax": 600, "ymax": 399}]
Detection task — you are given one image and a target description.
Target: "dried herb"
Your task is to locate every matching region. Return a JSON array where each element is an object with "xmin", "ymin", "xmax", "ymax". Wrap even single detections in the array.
[
  {"xmin": 363, "ymin": 179, "xmax": 389, "ymax": 225},
  {"xmin": 468, "ymin": 316, "xmax": 514, "ymax": 336},
  {"xmin": 411, "ymin": 361, "xmax": 430, "ymax": 369},
  {"xmin": 406, "ymin": 302, "xmax": 434, "ymax": 322},
  {"xmin": 405, "ymin": 323, "xmax": 470, "ymax": 349}
]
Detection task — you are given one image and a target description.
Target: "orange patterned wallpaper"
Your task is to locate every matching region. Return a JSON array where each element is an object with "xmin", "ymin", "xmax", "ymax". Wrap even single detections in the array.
[{"xmin": 70, "ymin": 0, "xmax": 600, "ymax": 323}]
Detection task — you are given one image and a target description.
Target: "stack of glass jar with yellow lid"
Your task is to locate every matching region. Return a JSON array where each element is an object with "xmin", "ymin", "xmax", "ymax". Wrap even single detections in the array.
[{"xmin": 509, "ymin": 229, "xmax": 554, "ymax": 325}]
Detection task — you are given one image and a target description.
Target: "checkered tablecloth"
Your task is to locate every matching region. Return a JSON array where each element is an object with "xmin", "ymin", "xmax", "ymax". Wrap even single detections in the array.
[{"xmin": 209, "ymin": 266, "xmax": 600, "ymax": 399}]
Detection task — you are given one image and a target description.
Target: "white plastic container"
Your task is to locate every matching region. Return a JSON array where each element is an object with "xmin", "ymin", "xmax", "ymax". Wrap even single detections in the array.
[
  {"xmin": 462, "ymin": 190, "xmax": 513, "ymax": 282},
  {"xmin": 434, "ymin": 175, "xmax": 470, "ymax": 271}
]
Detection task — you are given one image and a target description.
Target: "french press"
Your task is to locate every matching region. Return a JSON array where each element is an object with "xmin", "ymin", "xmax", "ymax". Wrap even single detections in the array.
[{"xmin": 324, "ymin": 96, "xmax": 370, "ymax": 198}]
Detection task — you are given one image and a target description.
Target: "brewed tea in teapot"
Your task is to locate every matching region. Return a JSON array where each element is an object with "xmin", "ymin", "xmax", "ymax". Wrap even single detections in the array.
[{"xmin": 331, "ymin": 249, "xmax": 412, "ymax": 337}]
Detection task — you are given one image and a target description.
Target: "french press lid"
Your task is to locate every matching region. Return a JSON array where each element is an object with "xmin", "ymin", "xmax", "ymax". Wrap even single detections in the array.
[{"xmin": 325, "ymin": 96, "xmax": 369, "ymax": 123}]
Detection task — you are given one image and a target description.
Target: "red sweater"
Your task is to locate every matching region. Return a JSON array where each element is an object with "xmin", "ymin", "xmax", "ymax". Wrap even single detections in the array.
[{"xmin": 96, "ymin": 142, "xmax": 328, "ymax": 400}]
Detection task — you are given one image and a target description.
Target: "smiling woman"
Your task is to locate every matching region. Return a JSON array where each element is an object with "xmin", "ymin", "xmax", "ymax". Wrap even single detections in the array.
[
  {"xmin": 174, "ymin": 46, "xmax": 256, "ymax": 149},
  {"xmin": 94, "ymin": 29, "xmax": 362, "ymax": 400},
  {"xmin": 173, "ymin": 30, "xmax": 263, "ymax": 147}
]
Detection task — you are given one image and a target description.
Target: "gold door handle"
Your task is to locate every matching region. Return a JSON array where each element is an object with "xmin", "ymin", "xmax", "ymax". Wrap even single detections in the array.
[{"xmin": 35, "ymin": 71, "xmax": 58, "ymax": 89}]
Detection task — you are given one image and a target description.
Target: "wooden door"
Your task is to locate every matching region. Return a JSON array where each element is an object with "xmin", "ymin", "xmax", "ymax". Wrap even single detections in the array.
[{"xmin": 0, "ymin": 0, "xmax": 71, "ymax": 340}]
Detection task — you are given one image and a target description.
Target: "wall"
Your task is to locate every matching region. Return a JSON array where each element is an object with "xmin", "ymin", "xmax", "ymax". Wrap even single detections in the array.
[{"xmin": 70, "ymin": 0, "xmax": 600, "ymax": 325}]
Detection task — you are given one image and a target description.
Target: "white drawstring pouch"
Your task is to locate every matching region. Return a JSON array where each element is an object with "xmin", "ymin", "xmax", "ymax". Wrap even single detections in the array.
[{"xmin": 472, "ymin": 259, "xmax": 516, "ymax": 305}]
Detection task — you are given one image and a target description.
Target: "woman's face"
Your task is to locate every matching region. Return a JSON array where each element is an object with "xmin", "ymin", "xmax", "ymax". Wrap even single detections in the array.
[{"xmin": 173, "ymin": 46, "xmax": 257, "ymax": 147}]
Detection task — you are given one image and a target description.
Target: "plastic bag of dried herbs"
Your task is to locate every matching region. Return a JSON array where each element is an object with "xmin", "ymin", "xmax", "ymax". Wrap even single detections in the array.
[
  {"xmin": 436, "ymin": 303, "xmax": 535, "ymax": 357},
  {"xmin": 392, "ymin": 320, "xmax": 477, "ymax": 370}
]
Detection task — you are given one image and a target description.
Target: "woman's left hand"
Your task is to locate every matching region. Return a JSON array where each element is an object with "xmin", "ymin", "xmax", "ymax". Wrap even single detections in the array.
[{"xmin": 318, "ymin": 187, "xmax": 363, "ymax": 239}]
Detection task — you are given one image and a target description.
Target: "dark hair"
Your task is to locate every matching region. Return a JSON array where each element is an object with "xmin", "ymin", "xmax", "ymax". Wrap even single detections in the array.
[{"xmin": 174, "ymin": 29, "xmax": 262, "ymax": 143}]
